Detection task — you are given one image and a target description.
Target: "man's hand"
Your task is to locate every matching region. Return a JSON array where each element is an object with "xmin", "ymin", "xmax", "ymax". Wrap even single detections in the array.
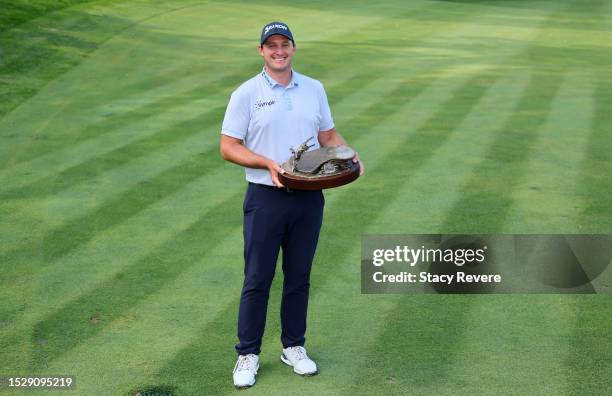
[
  {"xmin": 353, "ymin": 152, "xmax": 365, "ymax": 176},
  {"xmin": 318, "ymin": 128, "xmax": 364, "ymax": 175},
  {"xmin": 266, "ymin": 159, "xmax": 285, "ymax": 188}
]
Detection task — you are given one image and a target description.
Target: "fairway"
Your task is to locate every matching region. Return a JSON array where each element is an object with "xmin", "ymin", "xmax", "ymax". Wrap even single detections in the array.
[{"xmin": 1, "ymin": 0, "xmax": 611, "ymax": 394}]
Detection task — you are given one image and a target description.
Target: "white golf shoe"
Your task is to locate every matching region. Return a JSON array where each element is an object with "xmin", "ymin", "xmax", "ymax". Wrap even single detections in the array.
[
  {"xmin": 280, "ymin": 346, "xmax": 318, "ymax": 376},
  {"xmin": 233, "ymin": 354, "xmax": 259, "ymax": 389}
]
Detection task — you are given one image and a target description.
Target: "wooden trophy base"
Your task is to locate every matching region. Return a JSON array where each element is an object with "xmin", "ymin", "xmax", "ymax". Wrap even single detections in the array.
[{"xmin": 279, "ymin": 161, "xmax": 360, "ymax": 190}]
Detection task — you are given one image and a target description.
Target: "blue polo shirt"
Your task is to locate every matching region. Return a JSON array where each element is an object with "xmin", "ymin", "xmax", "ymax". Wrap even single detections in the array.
[{"xmin": 221, "ymin": 69, "xmax": 334, "ymax": 186}]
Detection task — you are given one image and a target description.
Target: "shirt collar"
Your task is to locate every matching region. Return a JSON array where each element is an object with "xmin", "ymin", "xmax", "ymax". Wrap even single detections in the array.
[{"xmin": 261, "ymin": 68, "xmax": 299, "ymax": 88}]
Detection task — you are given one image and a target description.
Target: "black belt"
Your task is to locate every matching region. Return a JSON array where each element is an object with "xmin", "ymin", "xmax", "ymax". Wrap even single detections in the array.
[{"xmin": 248, "ymin": 182, "xmax": 292, "ymax": 192}]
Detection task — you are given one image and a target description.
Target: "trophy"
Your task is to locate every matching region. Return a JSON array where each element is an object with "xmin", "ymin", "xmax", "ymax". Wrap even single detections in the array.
[{"xmin": 279, "ymin": 137, "xmax": 360, "ymax": 190}]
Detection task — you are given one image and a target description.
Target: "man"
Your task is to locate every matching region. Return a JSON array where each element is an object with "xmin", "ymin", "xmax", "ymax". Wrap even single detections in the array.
[{"xmin": 220, "ymin": 21, "xmax": 363, "ymax": 389}]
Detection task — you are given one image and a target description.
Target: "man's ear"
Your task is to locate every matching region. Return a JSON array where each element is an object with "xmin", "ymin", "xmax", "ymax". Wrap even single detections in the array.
[{"xmin": 257, "ymin": 44, "xmax": 264, "ymax": 57}]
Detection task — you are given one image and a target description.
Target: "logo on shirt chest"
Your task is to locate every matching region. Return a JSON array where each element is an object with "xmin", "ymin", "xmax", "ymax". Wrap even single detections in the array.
[{"xmin": 254, "ymin": 99, "xmax": 276, "ymax": 110}]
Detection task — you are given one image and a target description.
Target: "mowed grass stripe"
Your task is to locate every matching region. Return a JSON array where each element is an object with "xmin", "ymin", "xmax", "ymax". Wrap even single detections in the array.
[
  {"xmin": 574, "ymin": 76, "xmax": 612, "ymax": 231},
  {"xmin": 0, "ymin": 105, "xmax": 225, "ymax": 201},
  {"xmin": 0, "ymin": 1, "xmax": 145, "ymax": 119},
  {"xmin": 27, "ymin": 191, "xmax": 244, "ymax": 370},
  {"xmin": 0, "ymin": 165, "xmax": 244, "ymax": 372},
  {"xmin": 0, "ymin": 110, "xmax": 223, "ymax": 259},
  {"xmin": 0, "ymin": 2, "xmax": 217, "ymax": 162},
  {"xmin": 0, "ymin": 106, "xmax": 228, "ymax": 243},
  {"xmin": 568, "ymin": 0, "xmax": 612, "ymax": 231},
  {"xmin": 440, "ymin": 71, "xmax": 564, "ymax": 233},
  {"xmin": 43, "ymin": 231, "xmax": 245, "ymax": 394},
  {"xmin": 370, "ymin": 71, "xmax": 532, "ymax": 233},
  {"xmin": 435, "ymin": 0, "xmax": 589, "ymax": 234},
  {"xmin": 566, "ymin": 295, "xmax": 612, "ymax": 394},
  {"xmin": 368, "ymin": 0, "xmax": 580, "ymax": 233},
  {"xmin": 327, "ymin": 35, "xmax": 495, "ymax": 124},
  {"xmin": 0, "ymin": 162, "xmax": 243, "ymax": 317},
  {"xmin": 0, "ymin": 63, "xmax": 257, "ymax": 178},
  {"xmin": 504, "ymin": 72, "xmax": 594, "ymax": 233},
  {"xmin": 1, "ymin": 148, "xmax": 228, "ymax": 279},
  {"xmin": 89, "ymin": 65, "xmax": 243, "ymax": 121},
  {"xmin": 447, "ymin": 295, "xmax": 576, "ymax": 395},
  {"xmin": 0, "ymin": 95, "xmax": 217, "ymax": 188},
  {"xmin": 0, "ymin": 60, "xmax": 261, "ymax": 170}
]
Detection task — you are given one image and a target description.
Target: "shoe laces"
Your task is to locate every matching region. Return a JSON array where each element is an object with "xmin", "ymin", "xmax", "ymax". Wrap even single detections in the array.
[
  {"xmin": 288, "ymin": 346, "xmax": 307, "ymax": 361},
  {"xmin": 234, "ymin": 354, "xmax": 257, "ymax": 373}
]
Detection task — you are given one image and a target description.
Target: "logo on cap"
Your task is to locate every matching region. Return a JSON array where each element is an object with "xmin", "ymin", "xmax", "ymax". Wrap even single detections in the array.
[{"xmin": 264, "ymin": 23, "xmax": 288, "ymax": 35}]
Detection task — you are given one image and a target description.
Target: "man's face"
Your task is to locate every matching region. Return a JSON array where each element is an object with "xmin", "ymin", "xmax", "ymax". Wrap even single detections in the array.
[{"xmin": 259, "ymin": 35, "xmax": 295, "ymax": 73}]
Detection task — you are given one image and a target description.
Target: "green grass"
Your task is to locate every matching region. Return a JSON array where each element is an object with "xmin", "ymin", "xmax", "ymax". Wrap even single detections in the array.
[{"xmin": 1, "ymin": 0, "xmax": 611, "ymax": 394}]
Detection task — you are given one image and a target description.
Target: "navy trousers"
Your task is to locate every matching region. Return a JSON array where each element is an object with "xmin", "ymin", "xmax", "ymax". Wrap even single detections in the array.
[{"xmin": 236, "ymin": 183, "xmax": 324, "ymax": 355}]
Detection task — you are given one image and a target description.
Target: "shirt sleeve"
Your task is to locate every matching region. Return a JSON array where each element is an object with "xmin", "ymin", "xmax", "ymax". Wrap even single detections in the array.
[
  {"xmin": 221, "ymin": 88, "xmax": 250, "ymax": 140},
  {"xmin": 317, "ymin": 81, "xmax": 335, "ymax": 132}
]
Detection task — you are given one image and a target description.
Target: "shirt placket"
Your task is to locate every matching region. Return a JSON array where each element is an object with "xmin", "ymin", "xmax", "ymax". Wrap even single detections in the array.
[{"xmin": 280, "ymin": 87, "xmax": 292, "ymax": 111}]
